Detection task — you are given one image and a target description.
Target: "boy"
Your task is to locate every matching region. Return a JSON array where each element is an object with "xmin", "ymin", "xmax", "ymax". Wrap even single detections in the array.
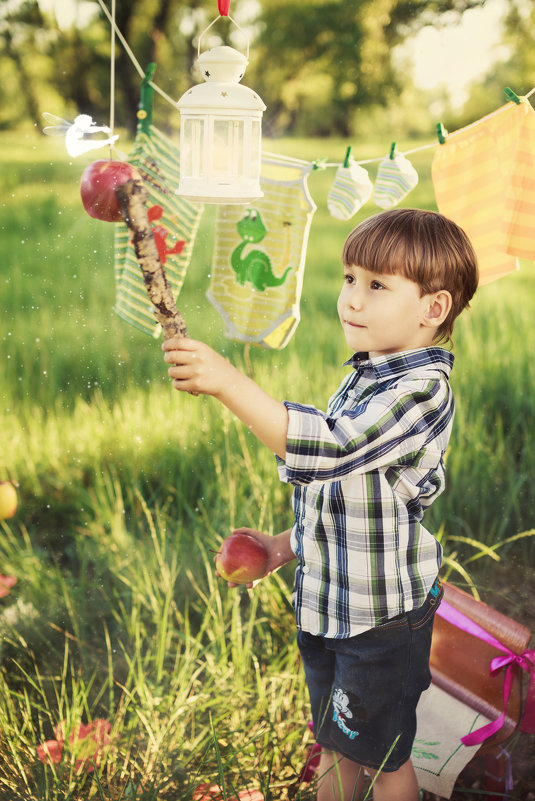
[{"xmin": 163, "ymin": 208, "xmax": 479, "ymax": 801}]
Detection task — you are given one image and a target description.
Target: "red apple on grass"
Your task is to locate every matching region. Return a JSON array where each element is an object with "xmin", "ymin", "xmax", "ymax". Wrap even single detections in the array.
[
  {"xmin": 215, "ymin": 532, "xmax": 268, "ymax": 584},
  {"xmin": 0, "ymin": 481, "xmax": 18, "ymax": 520},
  {"xmin": 80, "ymin": 160, "xmax": 140, "ymax": 222}
]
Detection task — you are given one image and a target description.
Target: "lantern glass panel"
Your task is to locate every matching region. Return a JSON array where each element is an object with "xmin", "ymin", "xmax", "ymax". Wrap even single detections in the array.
[
  {"xmin": 212, "ymin": 118, "xmax": 229, "ymax": 179},
  {"xmin": 182, "ymin": 117, "xmax": 204, "ymax": 179},
  {"xmin": 249, "ymin": 119, "xmax": 261, "ymax": 179},
  {"xmin": 212, "ymin": 118, "xmax": 245, "ymax": 179},
  {"xmin": 230, "ymin": 119, "xmax": 245, "ymax": 178}
]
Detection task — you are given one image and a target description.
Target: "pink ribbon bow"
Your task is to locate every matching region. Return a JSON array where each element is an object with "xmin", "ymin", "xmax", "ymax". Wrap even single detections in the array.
[{"xmin": 436, "ymin": 600, "xmax": 535, "ymax": 746}]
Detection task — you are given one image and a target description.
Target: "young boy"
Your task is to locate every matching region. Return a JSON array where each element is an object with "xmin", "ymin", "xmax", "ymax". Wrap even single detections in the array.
[{"xmin": 163, "ymin": 208, "xmax": 479, "ymax": 801}]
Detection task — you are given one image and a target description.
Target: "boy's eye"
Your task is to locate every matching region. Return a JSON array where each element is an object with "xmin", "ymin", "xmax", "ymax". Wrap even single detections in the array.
[
  {"xmin": 344, "ymin": 273, "xmax": 355, "ymax": 284},
  {"xmin": 370, "ymin": 280, "xmax": 385, "ymax": 290}
]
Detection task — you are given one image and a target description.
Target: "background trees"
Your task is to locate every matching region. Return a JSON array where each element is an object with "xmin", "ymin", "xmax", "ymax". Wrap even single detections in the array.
[{"xmin": 0, "ymin": 0, "xmax": 531, "ymax": 138}]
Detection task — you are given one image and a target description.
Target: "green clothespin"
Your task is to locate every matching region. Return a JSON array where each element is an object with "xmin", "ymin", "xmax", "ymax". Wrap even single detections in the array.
[
  {"xmin": 436, "ymin": 122, "xmax": 448, "ymax": 145},
  {"xmin": 343, "ymin": 146, "xmax": 352, "ymax": 168},
  {"xmin": 389, "ymin": 142, "xmax": 396, "ymax": 160},
  {"xmin": 504, "ymin": 87, "xmax": 522, "ymax": 105},
  {"xmin": 312, "ymin": 157, "xmax": 328, "ymax": 171},
  {"xmin": 138, "ymin": 62, "xmax": 157, "ymax": 135}
]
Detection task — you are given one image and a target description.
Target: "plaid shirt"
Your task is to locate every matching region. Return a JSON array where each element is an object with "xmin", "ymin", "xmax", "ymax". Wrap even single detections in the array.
[{"xmin": 277, "ymin": 347, "xmax": 454, "ymax": 638}]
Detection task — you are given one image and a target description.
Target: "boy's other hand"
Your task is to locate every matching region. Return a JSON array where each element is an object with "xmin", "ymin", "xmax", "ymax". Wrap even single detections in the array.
[
  {"xmin": 215, "ymin": 527, "xmax": 296, "ymax": 589},
  {"xmin": 163, "ymin": 337, "xmax": 232, "ymax": 398}
]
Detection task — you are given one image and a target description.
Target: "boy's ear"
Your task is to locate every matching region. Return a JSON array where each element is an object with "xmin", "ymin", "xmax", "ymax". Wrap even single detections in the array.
[{"xmin": 422, "ymin": 290, "xmax": 452, "ymax": 329}]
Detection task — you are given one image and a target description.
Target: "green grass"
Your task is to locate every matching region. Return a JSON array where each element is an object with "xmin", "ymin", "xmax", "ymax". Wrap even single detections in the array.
[{"xmin": 0, "ymin": 130, "xmax": 534, "ymax": 798}]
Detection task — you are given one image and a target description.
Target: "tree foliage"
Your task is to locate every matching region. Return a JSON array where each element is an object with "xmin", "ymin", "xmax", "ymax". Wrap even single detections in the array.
[
  {"xmin": 247, "ymin": 0, "xmax": 487, "ymax": 136},
  {"xmin": 448, "ymin": 0, "xmax": 534, "ymax": 130},
  {"xmin": 0, "ymin": 0, "xmax": 46, "ymax": 128},
  {"xmin": 0, "ymin": 0, "xmax": 520, "ymax": 138}
]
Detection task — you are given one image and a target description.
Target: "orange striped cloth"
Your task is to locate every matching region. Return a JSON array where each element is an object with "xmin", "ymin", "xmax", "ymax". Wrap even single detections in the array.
[{"xmin": 431, "ymin": 99, "xmax": 535, "ymax": 284}]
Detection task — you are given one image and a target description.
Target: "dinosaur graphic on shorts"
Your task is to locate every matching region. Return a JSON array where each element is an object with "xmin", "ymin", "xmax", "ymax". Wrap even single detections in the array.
[{"xmin": 230, "ymin": 208, "xmax": 292, "ymax": 292}]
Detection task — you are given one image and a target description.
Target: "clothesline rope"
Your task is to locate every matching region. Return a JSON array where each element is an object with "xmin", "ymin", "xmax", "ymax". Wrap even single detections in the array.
[
  {"xmin": 95, "ymin": 0, "xmax": 534, "ymax": 169},
  {"xmin": 269, "ymin": 87, "xmax": 535, "ymax": 168},
  {"xmin": 96, "ymin": 0, "xmax": 178, "ymax": 109},
  {"xmin": 108, "ymin": 0, "xmax": 116, "ymax": 155}
]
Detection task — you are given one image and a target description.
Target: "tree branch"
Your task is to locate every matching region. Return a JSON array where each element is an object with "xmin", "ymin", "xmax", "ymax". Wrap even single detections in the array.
[{"xmin": 115, "ymin": 176, "xmax": 188, "ymax": 339}]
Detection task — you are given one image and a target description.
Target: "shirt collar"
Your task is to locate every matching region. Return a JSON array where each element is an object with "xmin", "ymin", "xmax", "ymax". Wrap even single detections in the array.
[{"xmin": 343, "ymin": 347, "xmax": 454, "ymax": 380}]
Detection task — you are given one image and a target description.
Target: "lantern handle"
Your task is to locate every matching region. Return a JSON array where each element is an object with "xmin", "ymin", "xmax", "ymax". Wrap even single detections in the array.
[{"xmin": 197, "ymin": 12, "xmax": 250, "ymax": 61}]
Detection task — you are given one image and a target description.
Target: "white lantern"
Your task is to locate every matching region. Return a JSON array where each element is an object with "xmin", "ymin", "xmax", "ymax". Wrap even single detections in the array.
[{"xmin": 177, "ymin": 41, "xmax": 266, "ymax": 204}]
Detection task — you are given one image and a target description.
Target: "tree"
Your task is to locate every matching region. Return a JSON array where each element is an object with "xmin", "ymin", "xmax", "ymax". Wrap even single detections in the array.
[
  {"xmin": 2, "ymin": 0, "xmax": 491, "ymax": 136},
  {"xmin": 41, "ymin": 0, "xmax": 228, "ymax": 135},
  {"xmin": 246, "ymin": 0, "xmax": 487, "ymax": 136},
  {"xmin": 450, "ymin": 0, "xmax": 534, "ymax": 130},
  {"xmin": 0, "ymin": 0, "xmax": 45, "ymax": 128}
]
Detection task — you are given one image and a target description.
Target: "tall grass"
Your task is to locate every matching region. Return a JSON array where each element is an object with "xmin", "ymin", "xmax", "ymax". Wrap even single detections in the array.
[
  {"xmin": 2, "ymin": 130, "xmax": 534, "ymax": 547},
  {"xmin": 1, "ymin": 130, "xmax": 534, "ymax": 798}
]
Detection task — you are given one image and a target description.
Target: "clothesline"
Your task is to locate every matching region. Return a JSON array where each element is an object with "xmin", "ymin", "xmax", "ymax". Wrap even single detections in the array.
[
  {"xmin": 95, "ymin": 0, "xmax": 535, "ymax": 171},
  {"xmin": 266, "ymin": 87, "xmax": 535, "ymax": 169},
  {"xmin": 96, "ymin": 0, "xmax": 178, "ymax": 109}
]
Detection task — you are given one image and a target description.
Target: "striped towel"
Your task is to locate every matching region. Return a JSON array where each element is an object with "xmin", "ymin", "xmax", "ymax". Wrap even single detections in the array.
[
  {"xmin": 432, "ymin": 99, "xmax": 535, "ymax": 284},
  {"xmin": 114, "ymin": 125, "xmax": 203, "ymax": 336}
]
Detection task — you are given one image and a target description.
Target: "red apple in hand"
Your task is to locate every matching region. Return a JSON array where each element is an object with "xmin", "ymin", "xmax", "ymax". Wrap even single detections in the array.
[
  {"xmin": 80, "ymin": 160, "xmax": 139, "ymax": 222},
  {"xmin": 0, "ymin": 481, "xmax": 18, "ymax": 520},
  {"xmin": 215, "ymin": 532, "xmax": 268, "ymax": 584}
]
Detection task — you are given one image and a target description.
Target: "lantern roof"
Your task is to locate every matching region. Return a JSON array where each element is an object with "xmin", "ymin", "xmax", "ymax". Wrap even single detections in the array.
[
  {"xmin": 177, "ymin": 44, "xmax": 265, "ymax": 112},
  {"xmin": 197, "ymin": 45, "xmax": 248, "ymax": 84},
  {"xmin": 177, "ymin": 81, "xmax": 265, "ymax": 112}
]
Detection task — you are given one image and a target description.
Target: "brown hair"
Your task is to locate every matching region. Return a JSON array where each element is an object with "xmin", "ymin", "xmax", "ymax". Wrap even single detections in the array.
[{"xmin": 342, "ymin": 208, "xmax": 479, "ymax": 344}]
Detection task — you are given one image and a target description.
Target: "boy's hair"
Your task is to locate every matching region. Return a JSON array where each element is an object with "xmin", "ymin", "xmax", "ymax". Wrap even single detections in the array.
[{"xmin": 342, "ymin": 208, "xmax": 479, "ymax": 344}]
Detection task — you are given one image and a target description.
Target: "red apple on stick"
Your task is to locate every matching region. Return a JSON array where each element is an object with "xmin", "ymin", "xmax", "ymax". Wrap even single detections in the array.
[
  {"xmin": 0, "ymin": 481, "xmax": 18, "ymax": 520},
  {"xmin": 215, "ymin": 532, "xmax": 268, "ymax": 584},
  {"xmin": 80, "ymin": 160, "xmax": 140, "ymax": 222}
]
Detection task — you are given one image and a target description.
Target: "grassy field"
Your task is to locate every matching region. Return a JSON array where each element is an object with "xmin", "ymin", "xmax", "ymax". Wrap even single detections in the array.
[{"xmin": 0, "ymin": 129, "xmax": 534, "ymax": 799}]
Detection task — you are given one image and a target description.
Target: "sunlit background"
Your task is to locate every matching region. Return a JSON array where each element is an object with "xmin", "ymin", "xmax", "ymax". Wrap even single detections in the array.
[{"xmin": 1, "ymin": 1, "xmax": 534, "ymax": 798}]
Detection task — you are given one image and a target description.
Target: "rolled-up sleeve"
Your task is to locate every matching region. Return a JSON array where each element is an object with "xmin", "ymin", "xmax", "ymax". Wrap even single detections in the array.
[{"xmin": 277, "ymin": 377, "xmax": 452, "ymax": 486}]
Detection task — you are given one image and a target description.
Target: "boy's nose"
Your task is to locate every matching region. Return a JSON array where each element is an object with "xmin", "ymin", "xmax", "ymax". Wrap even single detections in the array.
[{"xmin": 348, "ymin": 286, "xmax": 364, "ymax": 309}]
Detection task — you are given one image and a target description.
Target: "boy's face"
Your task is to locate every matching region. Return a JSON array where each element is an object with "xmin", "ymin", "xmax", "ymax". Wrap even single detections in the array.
[{"xmin": 337, "ymin": 264, "xmax": 438, "ymax": 357}]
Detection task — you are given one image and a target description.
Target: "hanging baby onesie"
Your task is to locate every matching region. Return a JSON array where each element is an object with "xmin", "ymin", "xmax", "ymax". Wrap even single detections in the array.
[
  {"xmin": 373, "ymin": 148, "xmax": 419, "ymax": 209},
  {"xmin": 114, "ymin": 124, "xmax": 203, "ymax": 336},
  {"xmin": 207, "ymin": 155, "xmax": 316, "ymax": 349},
  {"xmin": 432, "ymin": 98, "xmax": 535, "ymax": 284},
  {"xmin": 327, "ymin": 160, "xmax": 373, "ymax": 220}
]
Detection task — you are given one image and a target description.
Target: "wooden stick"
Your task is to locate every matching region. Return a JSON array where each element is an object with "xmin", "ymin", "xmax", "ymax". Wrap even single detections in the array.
[{"xmin": 115, "ymin": 176, "xmax": 188, "ymax": 339}]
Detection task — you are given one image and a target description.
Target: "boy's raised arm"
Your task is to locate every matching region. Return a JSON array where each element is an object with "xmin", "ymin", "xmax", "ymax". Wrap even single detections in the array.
[{"xmin": 163, "ymin": 337, "xmax": 289, "ymax": 460}]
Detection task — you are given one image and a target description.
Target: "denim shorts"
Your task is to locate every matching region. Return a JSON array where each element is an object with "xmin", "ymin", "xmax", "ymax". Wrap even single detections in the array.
[{"xmin": 297, "ymin": 577, "xmax": 443, "ymax": 772}]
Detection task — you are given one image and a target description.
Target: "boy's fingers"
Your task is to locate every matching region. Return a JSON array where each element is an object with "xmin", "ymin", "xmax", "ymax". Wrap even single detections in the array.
[
  {"xmin": 165, "ymin": 347, "xmax": 203, "ymax": 367},
  {"xmin": 215, "ymin": 571, "xmax": 244, "ymax": 589},
  {"xmin": 162, "ymin": 337, "xmax": 198, "ymax": 351},
  {"xmin": 173, "ymin": 379, "xmax": 201, "ymax": 396},
  {"xmin": 164, "ymin": 350, "xmax": 193, "ymax": 365},
  {"xmin": 167, "ymin": 363, "xmax": 197, "ymax": 380}
]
